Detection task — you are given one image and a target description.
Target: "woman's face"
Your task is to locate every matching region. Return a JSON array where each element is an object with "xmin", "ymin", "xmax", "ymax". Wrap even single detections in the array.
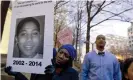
[
  {"xmin": 125, "ymin": 62, "xmax": 133, "ymax": 80},
  {"xmin": 17, "ymin": 22, "xmax": 40, "ymax": 57},
  {"xmin": 56, "ymin": 49, "xmax": 70, "ymax": 65}
]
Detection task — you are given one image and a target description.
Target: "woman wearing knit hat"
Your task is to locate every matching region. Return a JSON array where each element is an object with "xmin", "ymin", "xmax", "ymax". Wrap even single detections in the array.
[
  {"xmin": 5, "ymin": 44, "xmax": 79, "ymax": 80},
  {"xmin": 44, "ymin": 44, "xmax": 79, "ymax": 80}
]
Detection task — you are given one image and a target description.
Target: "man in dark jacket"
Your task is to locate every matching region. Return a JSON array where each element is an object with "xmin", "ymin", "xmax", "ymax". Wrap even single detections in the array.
[{"xmin": 5, "ymin": 44, "xmax": 79, "ymax": 80}]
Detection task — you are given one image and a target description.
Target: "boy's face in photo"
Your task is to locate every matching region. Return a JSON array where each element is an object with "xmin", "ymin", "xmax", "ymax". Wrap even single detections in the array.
[{"xmin": 16, "ymin": 21, "xmax": 41, "ymax": 57}]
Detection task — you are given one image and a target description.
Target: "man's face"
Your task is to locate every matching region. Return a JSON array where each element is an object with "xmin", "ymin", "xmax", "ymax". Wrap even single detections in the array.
[
  {"xmin": 125, "ymin": 62, "xmax": 133, "ymax": 80},
  {"xmin": 56, "ymin": 49, "xmax": 70, "ymax": 65},
  {"xmin": 17, "ymin": 22, "xmax": 40, "ymax": 57},
  {"xmin": 95, "ymin": 35, "xmax": 106, "ymax": 48}
]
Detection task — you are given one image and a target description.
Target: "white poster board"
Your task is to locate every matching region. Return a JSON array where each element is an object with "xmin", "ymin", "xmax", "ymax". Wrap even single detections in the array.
[{"xmin": 6, "ymin": 1, "xmax": 54, "ymax": 74}]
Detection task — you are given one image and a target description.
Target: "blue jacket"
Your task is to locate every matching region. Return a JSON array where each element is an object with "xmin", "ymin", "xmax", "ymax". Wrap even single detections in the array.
[
  {"xmin": 52, "ymin": 67, "xmax": 79, "ymax": 80},
  {"xmin": 81, "ymin": 50, "xmax": 122, "ymax": 80},
  {"xmin": 30, "ymin": 67, "xmax": 79, "ymax": 80}
]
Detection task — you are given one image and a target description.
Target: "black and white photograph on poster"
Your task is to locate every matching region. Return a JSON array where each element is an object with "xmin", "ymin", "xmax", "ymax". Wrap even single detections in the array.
[
  {"xmin": 6, "ymin": 1, "xmax": 54, "ymax": 74},
  {"xmin": 13, "ymin": 16, "xmax": 45, "ymax": 59}
]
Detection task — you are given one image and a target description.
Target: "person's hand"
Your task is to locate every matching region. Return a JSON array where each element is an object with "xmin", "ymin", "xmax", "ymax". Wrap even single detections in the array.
[
  {"xmin": 51, "ymin": 59, "xmax": 56, "ymax": 66},
  {"xmin": 44, "ymin": 65, "xmax": 55, "ymax": 74},
  {"xmin": 4, "ymin": 66, "xmax": 17, "ymax": 76}
]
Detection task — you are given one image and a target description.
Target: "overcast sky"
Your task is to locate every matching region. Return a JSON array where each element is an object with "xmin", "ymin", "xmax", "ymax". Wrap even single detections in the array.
[{"xmin": 89, "ymin": 20, "xmax": 131, "ymax": 43}]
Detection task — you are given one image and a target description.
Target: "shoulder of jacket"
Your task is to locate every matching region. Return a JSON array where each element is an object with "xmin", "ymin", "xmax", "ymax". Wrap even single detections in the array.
[
  {"xmin": 85, "ymin": 51, "xmax": 95, "ymax": 57},
  {"xmin": 66, "ymin": 67, "xmax": 78, "ymax": 74},
  {"xmin": 105, "ymin": 51, "xmax": 117, "ymax": 60}
]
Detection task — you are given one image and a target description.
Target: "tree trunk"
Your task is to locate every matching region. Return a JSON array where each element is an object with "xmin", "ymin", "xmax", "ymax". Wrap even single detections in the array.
[
  {"xmin": 75, "ymin": 7, "xmax": 80, "ymax": 53},
  {"xmin": 86, "ymin": 22, "xmax": 90, "ymax": 53},
  {"xmin": 75, "ymin": 27, "xmax": 79, "ymax": 52},
  {"xmin": 86, "ymin": 1, "xmax": 91, "ymax": 53}
]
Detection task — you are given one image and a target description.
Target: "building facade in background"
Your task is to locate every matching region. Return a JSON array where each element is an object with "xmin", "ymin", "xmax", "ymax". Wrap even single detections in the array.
[
  {"xmin": 128, "ymin": 22, "xmax": 133, "ymax": 52},
  {"xmin": 105, "ymin": 34, "xmax": 131, "ymax": 60},
  {"xmin": 106, "ymin": 34, "xmax": 128, "ymax": 51}
]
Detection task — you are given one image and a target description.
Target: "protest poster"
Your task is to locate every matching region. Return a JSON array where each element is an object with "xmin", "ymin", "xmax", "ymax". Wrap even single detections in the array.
[{"xmin": 6, "ymin": 1, "xmax": 54, "ymax": 74}]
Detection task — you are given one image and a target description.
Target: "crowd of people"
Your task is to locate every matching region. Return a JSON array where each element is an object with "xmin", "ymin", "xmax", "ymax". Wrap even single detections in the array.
[{"xmin": 5, "ymin": 34, "xmax": 133, "ymax": 80}]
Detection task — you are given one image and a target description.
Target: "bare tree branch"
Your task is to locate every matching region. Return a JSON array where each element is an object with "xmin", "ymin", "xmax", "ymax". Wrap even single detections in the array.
[
  {"xmin": 101, "ymin": 9, "xmax": 126, "ymax": 20},
  {"xmin": 54, "ymin": 1, "xmax": 69, "ymax": 15},
  {"xmin": 108, "ymin": 18, "xmax": 131, "ymax": 22},
  {"xmin": 81, "ymin": 22, "xmax": 87, "ymax": 28},
  {"xmin": 101, "ymin": 1, "xmax": 115, "ymax": 9},
  {"xmin": 101, "ymin": 9, "xmax": 123, "ymax": 17},
  {"xmin": 86, "ymin": 1, "xmax": 93, "ymax": 18},
  {"xmin": 54, "ymin": 1, "xmax": 63, "ymax": 11},
  {"xmin": 57, "ymin": 1, "xmax": 69, "ymax": 9},
  {"xmin": 90, "ymin": 1, "xmax": 106, "ymax": 21},
  {"xmin": 90, "ymin": 7, "xmax": 133, "ymax": 28}
]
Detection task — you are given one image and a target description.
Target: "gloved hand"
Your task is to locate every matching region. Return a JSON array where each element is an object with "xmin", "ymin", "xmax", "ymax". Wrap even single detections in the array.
[
  {"xmin": 5, "ymin": 66, "xmax": 28, "ymax": 80},
  {"xmin": 4, "ymin": 66, "xmax": 17, "ymax": 76},
  {"xmin": 44, "ymin": 65, "xmax": 55, "ymax": 74}
]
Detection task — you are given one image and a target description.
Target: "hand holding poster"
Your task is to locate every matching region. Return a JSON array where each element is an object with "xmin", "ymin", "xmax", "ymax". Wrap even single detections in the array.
[{"xmin": 6, "ymin": 1, "xmax": 54, "ymax": 74}]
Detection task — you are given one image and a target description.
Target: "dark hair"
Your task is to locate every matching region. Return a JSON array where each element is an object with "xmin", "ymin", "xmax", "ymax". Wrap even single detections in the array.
[
  {"xmin": 122, "ymin": 58, "xmax": 133, "ymax": 80},
  {"xmin": 16, "ymin": 17, "xmax": 40, "ymax": 36}
]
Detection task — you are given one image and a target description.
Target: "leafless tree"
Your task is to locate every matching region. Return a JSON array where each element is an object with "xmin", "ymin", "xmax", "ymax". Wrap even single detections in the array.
[
  {"xmin": 54, "ymin": 1, "xmax": 70, "ymax": 48},
  {"xmin": 85, "ymin": 0, "xmax": 133, "ymax": 52}
]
